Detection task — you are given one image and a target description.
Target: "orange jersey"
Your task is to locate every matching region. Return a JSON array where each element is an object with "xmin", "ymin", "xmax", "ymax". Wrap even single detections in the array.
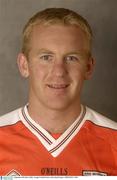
[{"xmin": 0, "ymin": 105, "xmax": 117, "ymax": 176}]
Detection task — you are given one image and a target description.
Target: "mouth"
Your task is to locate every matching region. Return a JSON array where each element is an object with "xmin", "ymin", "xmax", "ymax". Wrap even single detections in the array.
[{"xmin": 47, "ymin": 84, "xmax": 69, "ymax": 89}]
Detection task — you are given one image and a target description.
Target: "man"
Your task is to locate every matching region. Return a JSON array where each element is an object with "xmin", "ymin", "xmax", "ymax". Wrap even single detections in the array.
[{"xmin": 0, "ymin": 8, "xmax": 117, "ymax": 176}]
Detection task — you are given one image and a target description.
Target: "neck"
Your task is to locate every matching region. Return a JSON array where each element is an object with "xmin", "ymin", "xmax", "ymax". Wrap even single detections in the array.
[{"xmin": 28, "ymin": 100, "xmax": 81, "ymax": 133}]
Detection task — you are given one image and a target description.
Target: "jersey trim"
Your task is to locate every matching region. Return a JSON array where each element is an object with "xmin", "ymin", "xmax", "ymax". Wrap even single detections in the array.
[
  {"xmin": 49, "ymin": 107, "xmax": 86, "ymax": 154},
  {"xmin": 19, "ymin": 105, "xmax": 86, "ymax": 157},
  {"xmin": 22, "ymin": 108, "xmax": 52, "ymax": 145}
]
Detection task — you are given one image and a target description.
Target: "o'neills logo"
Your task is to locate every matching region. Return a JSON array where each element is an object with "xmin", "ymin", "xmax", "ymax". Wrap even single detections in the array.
[{"xmin": 41, "ymin": 167, "xmax": 68, "ymax": 175}]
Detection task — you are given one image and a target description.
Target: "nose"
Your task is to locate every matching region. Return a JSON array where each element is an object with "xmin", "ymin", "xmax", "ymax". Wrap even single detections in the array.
[{"xmin": 50, "ymin": 59, "xmax": 68, "ymax": 77}]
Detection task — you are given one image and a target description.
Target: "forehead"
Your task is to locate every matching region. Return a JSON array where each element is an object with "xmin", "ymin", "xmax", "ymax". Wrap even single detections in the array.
[
  {"xmin": 31, "ymin": 24, "xmax": 86, "ymax": 39},
  {"xmin": 30, "ymin": 25, "xmax": 89, "ymax": 52}
]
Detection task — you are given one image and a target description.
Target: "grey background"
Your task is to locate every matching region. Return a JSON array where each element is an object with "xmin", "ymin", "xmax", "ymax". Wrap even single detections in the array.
[{"xmin": 0, "ymin": 0, "xmax": 117, "ymax": 121}]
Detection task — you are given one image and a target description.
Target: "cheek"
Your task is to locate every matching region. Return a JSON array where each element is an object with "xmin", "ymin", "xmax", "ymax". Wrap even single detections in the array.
[
  {"xmin": 29, "ymin": 64, "xmax": 49, "ymax": 86},
  {"xmin": 69, "ymin": 65, "xmax": 86, "ymax": 80}
]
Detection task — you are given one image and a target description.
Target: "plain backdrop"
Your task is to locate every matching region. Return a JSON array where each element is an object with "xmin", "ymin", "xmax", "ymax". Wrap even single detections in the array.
[{"xmin": 0, "ymin": 0, "xmax": 117, "ymax": 121}]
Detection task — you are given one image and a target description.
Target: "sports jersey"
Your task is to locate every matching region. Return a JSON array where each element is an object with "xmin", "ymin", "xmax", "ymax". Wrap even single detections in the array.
[{"xmin": 0, "ymin": 105, "xmax": 117, "ymax": 176}]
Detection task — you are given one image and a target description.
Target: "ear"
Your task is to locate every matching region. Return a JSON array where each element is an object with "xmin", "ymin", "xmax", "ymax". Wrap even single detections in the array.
[
  {"xmin": 17, "ymin": 53, "xmax": 29, "ymax": 78},
  {"xmin": 85, "ymin": 57, "xmax": 95, "ymax": 80}
]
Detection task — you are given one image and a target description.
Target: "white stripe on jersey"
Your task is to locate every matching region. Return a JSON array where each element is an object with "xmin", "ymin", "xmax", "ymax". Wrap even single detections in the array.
[{"xmin": 19, "ymin": 105, "xmax": 86, "ymax": 157}]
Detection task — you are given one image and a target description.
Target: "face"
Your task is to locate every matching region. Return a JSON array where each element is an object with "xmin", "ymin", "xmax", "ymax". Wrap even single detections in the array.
[{"xmin": 18, "ymin": 25, "xmax": 94, "ymax": 111}]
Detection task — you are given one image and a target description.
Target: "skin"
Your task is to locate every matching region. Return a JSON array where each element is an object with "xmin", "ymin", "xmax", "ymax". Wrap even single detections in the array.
[{"xmin": 17, "ymin": 25, "xmax": 94, "ymax": 133}]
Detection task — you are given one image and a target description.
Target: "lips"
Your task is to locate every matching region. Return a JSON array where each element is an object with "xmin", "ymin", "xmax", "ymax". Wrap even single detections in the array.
[{"xmin": 47, "ymin": 84, "xmax": 69, "ymax": 89}]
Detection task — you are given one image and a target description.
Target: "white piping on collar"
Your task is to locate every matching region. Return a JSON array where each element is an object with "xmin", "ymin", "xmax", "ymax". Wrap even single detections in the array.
[{"xmin": 19, "ymin": 105, "xmax": 86, "ymax": 157}]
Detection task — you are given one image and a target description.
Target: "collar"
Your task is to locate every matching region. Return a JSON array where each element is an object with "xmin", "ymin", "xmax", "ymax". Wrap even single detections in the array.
[{"xmin": 19, "ymin": 104, "xmax": 86, "ymax": 157}]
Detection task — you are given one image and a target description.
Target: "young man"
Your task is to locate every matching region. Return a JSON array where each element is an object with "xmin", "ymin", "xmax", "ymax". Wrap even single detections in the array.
[{"xmin": 0, "ymin": 8, "xmax": 117, "ymax": 176}]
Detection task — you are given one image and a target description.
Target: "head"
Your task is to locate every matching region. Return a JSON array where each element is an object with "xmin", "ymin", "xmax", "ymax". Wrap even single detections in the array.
[
  {"xmin": 17, "ymin": 8, "xmax": 94, "ymax": 112},
  {"xmin": 22, "ymin": 8, "xmax": 93, "ymax": 58}
]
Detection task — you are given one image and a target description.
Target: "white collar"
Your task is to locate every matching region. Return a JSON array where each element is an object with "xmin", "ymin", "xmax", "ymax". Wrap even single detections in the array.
[{"xmin": 19, "ymin": 105, "xmax": 86, "ymax": 157}]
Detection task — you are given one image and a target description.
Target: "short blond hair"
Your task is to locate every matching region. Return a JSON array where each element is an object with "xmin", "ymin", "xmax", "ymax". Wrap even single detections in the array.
[{"xmin": 22, "ymin": 8, "xmax": 93, "ymax": 57}]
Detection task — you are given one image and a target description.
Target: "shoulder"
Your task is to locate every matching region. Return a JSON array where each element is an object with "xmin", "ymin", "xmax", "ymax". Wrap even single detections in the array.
[
  {"xmin": 84, "ymin": 106, "xmax": 117, "ymax": 151},
  {"xmin": 85, "ymin": 106, "xmax": 117, "ymax": 130},
  {"xmin": 0, "ymin": 107, "xmax": 22, "ymax": 127}
]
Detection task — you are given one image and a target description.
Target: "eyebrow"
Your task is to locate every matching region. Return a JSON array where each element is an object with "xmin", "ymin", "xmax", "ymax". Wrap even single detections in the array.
[
  {"xmin": 66, "ymin": 52, "xmax": 82, "ymax": 55},
  {"xmin": 37, "ymin": 49, "xmax": 54, "ymax": 54},
  {"xmin": 67, "ymin": 51, "xmax": 90, "ymax": 57},
  {"xmin": 65, "ymin": 51, "xmax": 87, "ymax": 57},
  {"xmin": 36, "ymin": 49, "xmax": 88, "ymax": 57}
]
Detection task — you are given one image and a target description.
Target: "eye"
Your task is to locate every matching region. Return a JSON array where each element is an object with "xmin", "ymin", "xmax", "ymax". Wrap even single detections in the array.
[
  {"xmin": 65, "ymin": 55, "xmax": 79, "ymax": 62},
  {"xmin": 40, "ymin": 54, "xmax": 53, "ymax": 61}
]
